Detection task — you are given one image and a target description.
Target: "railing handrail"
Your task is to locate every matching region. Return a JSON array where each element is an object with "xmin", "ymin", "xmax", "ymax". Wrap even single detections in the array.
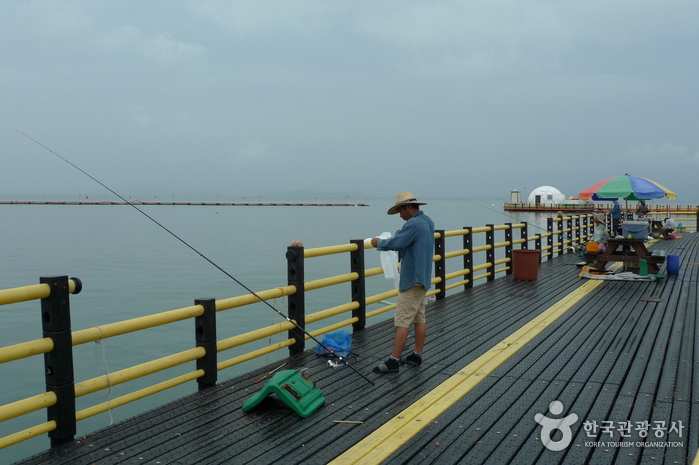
[{"xmin": 0, "ymin": 279, "xmax": 81, "ymax": 307}]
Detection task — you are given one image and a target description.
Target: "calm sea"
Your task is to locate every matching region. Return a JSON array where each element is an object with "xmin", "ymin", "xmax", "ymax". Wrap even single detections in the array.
[{"xmin": 0, "ymin": 195, "xmax": 692, "ymax": 463}]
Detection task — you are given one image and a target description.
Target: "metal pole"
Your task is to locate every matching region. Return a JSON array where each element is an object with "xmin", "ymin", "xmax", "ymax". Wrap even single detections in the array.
[
  {"xmin": 463, "ymin": 227, "xmax": 473, "ymax": 290},
  {"xmin": 194, "ymin": 298, "xmax": 217, "ymax": 390},
  {"xmin": 486, "ymin": 224, "xmax": 495, "ymax": 281},
  {"xmin": 286, "ymin": 245, "xmax": 306, "ymax": 355},
  {"xmin": 41, "ymin": 276, "xmax": 77, "ymax": 448},
  {"xmin": 505, "ymin": 223, "xmax": 513, "ymax": 275},
  {"xmin": 434, "ymin": 230, "xmax": 446, "ymax": 299},
  {"xmin": 546, "ymin": 218, "xmax": 553, "ymax": 261},
  {"xmin": 350, "ymin": 239, "xmax": 366, "ymax": 330}
]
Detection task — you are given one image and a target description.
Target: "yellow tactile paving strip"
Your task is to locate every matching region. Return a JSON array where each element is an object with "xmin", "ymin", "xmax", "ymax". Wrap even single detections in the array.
[{"xmin": 331, "ymin": 278, "xmax": 609, "ymax": 464}]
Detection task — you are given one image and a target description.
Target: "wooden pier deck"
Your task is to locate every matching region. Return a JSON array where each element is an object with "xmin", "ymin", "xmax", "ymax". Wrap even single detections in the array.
[{"xmin": 15, "ymin": 233, "xmax": 699, "ymax": 464}]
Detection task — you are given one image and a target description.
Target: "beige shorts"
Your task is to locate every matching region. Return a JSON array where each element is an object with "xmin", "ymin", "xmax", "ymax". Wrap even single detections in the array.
[{"xmin": 394, "ymin": 284, "xmax": 427, "ymax": 328}]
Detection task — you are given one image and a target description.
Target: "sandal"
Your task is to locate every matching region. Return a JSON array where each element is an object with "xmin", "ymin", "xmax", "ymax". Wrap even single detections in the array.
[
  {"xmin": 373, "ymin": 359, "xmax": 399, "ymax": 373},
  {"xmin": 400, "ymin": 353, "xmax": 422, "ymax": 366}
]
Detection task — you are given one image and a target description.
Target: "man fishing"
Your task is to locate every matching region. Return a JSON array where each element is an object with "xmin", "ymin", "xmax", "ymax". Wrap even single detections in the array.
[{"xmin": 370, "ymin": 191, "xmax": 435, "ymax": 373}]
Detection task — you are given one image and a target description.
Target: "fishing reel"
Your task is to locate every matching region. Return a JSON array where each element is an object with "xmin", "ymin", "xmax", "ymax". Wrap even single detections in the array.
[{"xmin": 326, "ymin": 358, "xmax": 348, "ymax": 369}]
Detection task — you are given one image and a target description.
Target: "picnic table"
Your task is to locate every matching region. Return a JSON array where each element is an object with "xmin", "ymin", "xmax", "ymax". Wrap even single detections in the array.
[
  {"xmin": 651, "ymin": 220, "xmax": 676, "ymax": 239},
  {"xmin": 584, "ymin": 237, "xmax": 666, "ymax": 274}
]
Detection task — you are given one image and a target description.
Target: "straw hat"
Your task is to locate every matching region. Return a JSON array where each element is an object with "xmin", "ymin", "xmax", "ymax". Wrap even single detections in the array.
[
  {"xmin": 387, "ymin": 191, "xmax": 427, "ymax": 215},
  {"xmin": 594, "ymin": 212, "xmax": 606, "ymax": 223}
]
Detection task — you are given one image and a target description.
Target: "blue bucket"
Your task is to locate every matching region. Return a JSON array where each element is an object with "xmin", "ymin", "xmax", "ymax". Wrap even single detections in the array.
[{"xmin": 667, "ymin": 254, "xmax": 680, "ymax": 274}]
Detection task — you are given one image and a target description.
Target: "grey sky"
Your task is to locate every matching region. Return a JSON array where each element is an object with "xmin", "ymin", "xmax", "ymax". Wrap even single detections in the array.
[{"xmin": 2, "ymin": 1, "xmax": 698, "ymax": 201}]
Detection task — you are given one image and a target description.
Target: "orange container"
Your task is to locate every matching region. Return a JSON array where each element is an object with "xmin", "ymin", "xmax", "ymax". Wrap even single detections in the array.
[
  {"xmin": 586, "ymin": 242, "xmax": 599, "ymax": 253},
  {"xmin": 513, "ymin": 249, "xmax": 541, "ymax": 280}
]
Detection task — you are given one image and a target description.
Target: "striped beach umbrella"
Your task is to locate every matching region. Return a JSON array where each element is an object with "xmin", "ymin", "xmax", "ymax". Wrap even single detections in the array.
[{"xmin": 578, "ymin": 174, "xmax": 676, "ymax": 201}]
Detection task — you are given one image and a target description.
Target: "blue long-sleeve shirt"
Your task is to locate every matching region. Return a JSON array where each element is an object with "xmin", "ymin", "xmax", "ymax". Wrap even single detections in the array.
[
  {"xmin": 376, "ymin": 210, "xmax": 435, "ymax": 292},
  {"xmin": 610, "ymin": 203, "xmax": 621, "ymax": 219}
]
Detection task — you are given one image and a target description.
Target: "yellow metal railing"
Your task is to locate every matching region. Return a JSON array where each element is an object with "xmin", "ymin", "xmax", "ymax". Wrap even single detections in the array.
[{"xmin": 0, "ymin": 216, "xmax": 596, "ymax": 453}]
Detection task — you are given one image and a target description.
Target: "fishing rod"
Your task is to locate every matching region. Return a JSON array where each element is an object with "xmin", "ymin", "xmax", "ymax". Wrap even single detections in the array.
[{"xmin": 12, "ymin": 128, "xmax": 375, "ymax": 386}]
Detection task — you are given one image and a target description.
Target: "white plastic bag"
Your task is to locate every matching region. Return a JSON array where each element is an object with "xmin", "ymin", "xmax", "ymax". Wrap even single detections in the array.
[
  {"xmin": 366, "ymin": 232, "xmax": 400, "ymax": 289},
  {"xmin": 381, "ymin": 249, "xmax": 400, "ymax": 289}
]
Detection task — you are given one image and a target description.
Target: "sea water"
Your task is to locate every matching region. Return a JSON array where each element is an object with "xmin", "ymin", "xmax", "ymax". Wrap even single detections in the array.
[{"xmin": 0, "ymin": 195, "xmax": 617, "ymax": 463}]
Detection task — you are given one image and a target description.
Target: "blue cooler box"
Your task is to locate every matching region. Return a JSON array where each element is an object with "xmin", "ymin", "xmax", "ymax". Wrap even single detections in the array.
[{"xmin": 622, "ymin": 221, "xmax": 650, "ymax": 239}]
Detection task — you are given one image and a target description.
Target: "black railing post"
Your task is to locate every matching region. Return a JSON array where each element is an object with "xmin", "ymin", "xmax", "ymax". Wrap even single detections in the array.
[
  {"xmin": 557, "ymin": 218, "xmax": 564, "ymax": 256},
  {"xmin": 41, "ymin": 275, "xmax": 76, "ymax": 448},
  {"xmin": 463, "ymin": 227, "xmax": 473, "ymax": 290},
  {"xmin": 504, "ymin": 223, "xmax": 513, "ymax": 275},
  {"xmin": 574, "ymin": 215, "xmax": 581, "ymax": 248},
  {"xmin": 350, "ymin": 239, "xmax": 366, "ymax": 331},
  {"xmin": 194, "ymin": 298, "xmax": 217, "ymax": 390},
  {"xmin": 546, "ymin": 217, "xmax": 554, "ymax": 261},
  {"xmin": 521, "ymin": 222, "xmax": 529, "ymax": 250},
  {"xmin": 486, "ymin": 224, "xmax": 495, "ymax": 281},
  {"xmin": 434, "ymin": 230, "xmax": 446, "ymax": 299},
  {"xmin": 286, "ymin": 245, "xmax": 306, "ymax": 355},
  {"xmin": 564, "ymin": 216, "xmax": 572, "ymax": 255}
]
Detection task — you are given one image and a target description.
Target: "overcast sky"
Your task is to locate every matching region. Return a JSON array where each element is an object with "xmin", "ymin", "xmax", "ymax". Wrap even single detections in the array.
[{"xmin": 2, "ymin": 1, "xmax": 698, "ymax": 201}]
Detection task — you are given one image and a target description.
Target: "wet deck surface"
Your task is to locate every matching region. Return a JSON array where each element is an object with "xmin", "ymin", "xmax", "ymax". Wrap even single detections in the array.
[{"xmin": 15, "ymin": 233, "xmax": 699, "ymax": 464}]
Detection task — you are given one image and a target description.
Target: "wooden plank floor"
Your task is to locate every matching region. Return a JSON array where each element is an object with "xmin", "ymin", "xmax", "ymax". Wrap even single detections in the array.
[{"xmin": 15, "ymin": 233, "xmax": 699, "ymax": 465}]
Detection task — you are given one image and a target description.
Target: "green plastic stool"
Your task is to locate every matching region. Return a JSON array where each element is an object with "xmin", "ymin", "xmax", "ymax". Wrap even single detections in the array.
[
  {"xmin": 639, "ymin": 259, "xmax": 648, "ymax": 276},
  {"xmin": 242, "ymin": 370, "xmax": 325, "ymax": 418},
  {"xmin": 638, "ymin": 259, "xmax": 664, "ymax": 280}
]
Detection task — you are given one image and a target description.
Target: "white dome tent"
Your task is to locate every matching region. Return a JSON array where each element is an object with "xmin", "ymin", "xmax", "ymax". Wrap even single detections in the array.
[{"xmin": 527, "ymin": 186, "xmax": 565, "ymax": 205}]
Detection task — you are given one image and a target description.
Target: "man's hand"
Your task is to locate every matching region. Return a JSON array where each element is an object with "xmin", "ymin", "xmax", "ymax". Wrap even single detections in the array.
[{"xmin": 371, "ymin": 237, "xmax": 379, "ymax": 248}]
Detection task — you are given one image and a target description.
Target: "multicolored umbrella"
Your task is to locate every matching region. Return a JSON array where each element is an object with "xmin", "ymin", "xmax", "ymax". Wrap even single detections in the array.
[{"xmin": 578, "ymin": 174, "xmax": 676, "ymax": 201}]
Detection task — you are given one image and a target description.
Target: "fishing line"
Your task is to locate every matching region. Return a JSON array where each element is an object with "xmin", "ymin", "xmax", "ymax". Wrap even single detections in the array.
[
  {"xmin": 94, "ymin": 326, "xmax": 114, "ymax": 425},
  {"xmin": 12, "ymin": 128, "xmax": 374, "ymax": 386},
  {"xmin": 265, "ymin": 295, "xmax": 285, "ymax": 366}
]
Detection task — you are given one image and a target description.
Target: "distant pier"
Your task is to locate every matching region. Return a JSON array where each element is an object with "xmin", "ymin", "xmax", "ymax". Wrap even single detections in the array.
[
  {"xmin": 0, "ymin": 200, "xmax": 368, "ymax": 207},
  {"xmin": 503, "ymin": 202, "xmax": 598, "ymax": 212},
  {"xmin": 504, "ymin": 202, "xmax": 698, "ymax": 213}
]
